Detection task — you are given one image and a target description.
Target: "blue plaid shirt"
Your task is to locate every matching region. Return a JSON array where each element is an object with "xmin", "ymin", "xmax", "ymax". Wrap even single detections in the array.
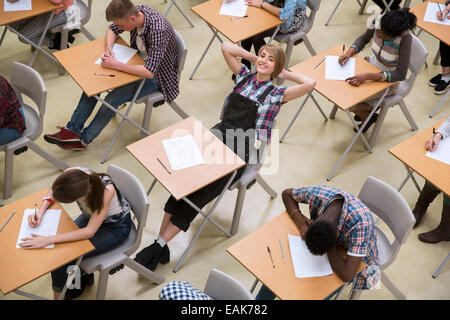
[{"xmin": 292, "ymin": 185, "xmax": 380, "ymax": 290}]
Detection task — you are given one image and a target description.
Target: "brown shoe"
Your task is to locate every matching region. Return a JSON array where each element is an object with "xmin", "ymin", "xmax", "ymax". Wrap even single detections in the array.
[
  {"xmin": 418, "ymin": 205, "xmax": 450, "ymax": 244},
  {"xmin": 412, "ymin": 182, "xmax": 441, "ymax": 228}
]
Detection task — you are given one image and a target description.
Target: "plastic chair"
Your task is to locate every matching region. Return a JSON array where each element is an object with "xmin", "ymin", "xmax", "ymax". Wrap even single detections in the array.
[
  {"xmin": 135, "ymin": 29, "xmax": 189, "ymax": 138},
  {"xmin": 50, "ymin": 0, "xmax": 95, "ymax": 75},
  {"xmin": 1, "ymin": 62, "xmax": 69, "ymax": 199},
  {"xmin": 366, "ymin": 34, "xmax": 428, "ymax": 148},
  {"xmin": 79, "ymin": 165, "xmax": 165, "ymax": 300},
  {"xmin": 350, "ymin": 176, "xmax": 416, "ymax": 300},
  {"xmin": 274, "ymin": 0, "xmax": 321, "ymax": 83},
  {"xmin": 203, "ymin": 268, "xmax": 254, "ymax": 300}
]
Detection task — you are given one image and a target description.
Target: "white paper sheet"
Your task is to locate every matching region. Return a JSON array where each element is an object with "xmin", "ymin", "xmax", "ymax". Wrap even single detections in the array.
[
  {"xmin": 288, "ymin": 234, "xmax": 333, "ymax": 278},
  {"xmin": 4, "ymin": 0, "xmax": 32, "ymax": 12},
  {"xmin": 424, "ymin": 2, "xmax": 450, "ymax": 26},
  {"xmin": 426, "ymin": 137, "xmax": 450, "ymax": 165},
  {"xmin": 162, "ymin": 135, "xmax": 205, "ymax": 171},
  {"xmin": 95, "ymin": 43, "xmax": 138, "ymax": 65},
  {"xmin": 325, "ymin": 55, "xmax": 355, "ymax": 81},
  {"xmin": 219, "ymin": 0, "xmax": 248, "ymax": 17},
  {"xmin": 16, "ymin": 209, "xmax": 62, "ymax": 248}
]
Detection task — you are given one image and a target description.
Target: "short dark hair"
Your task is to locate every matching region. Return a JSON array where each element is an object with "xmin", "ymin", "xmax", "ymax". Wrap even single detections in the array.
[
  {"xmin": 380, "ymin": 8, "xmax": 417, "ymax": 37},
  {"xmin": 304, "ymin": 220, "xmax": 337, "ymax": 255}
]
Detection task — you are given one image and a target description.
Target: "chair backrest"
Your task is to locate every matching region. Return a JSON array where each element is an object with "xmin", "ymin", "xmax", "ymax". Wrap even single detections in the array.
[
  {"xmin": 203, "ymin": 268, "xmax": 254, "ymax": 300},
  {"xmin": 307, "ymin": 0, "xmax": 321, "ymax": 12},
  {"xmin": 106, "ymin": 165, "xmax": 150, "ymax": 255},
  {"xmin": 79, "ymin": 0, "xmax": 93, "ymax": 25},
  {"xmin": 358, "ymin": 176, "xmax": 415, "ymax": 266},
  {"xmin": 399, "ymin": 34, "xmax": 427, "ymax": 97},
  {"xmin": 173, "ymin": 29, "xmax": 187, "ymax": 82}
]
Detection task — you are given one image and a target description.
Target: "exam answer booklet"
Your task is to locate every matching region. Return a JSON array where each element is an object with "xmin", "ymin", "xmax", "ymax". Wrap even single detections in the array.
[{"xmin": 16, "ymin": 209, "xmax": 62, "ymax": 248}]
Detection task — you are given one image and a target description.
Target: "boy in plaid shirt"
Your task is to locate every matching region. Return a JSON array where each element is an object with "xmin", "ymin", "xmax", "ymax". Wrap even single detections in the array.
[{"xmin": 257, "ymin": 185, "xmax": 380, "ymax": 299}]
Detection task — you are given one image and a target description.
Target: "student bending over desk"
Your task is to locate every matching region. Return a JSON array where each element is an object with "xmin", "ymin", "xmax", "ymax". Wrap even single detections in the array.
[
  {"xmin": 0, "ymin": 74, "xmax": 26, "ymax": 146},
  {"xmin": 133, "ymin": 43, "xmax": 316, "ymax": 271},
  {"xmin": 412, "ymin": 117, "xmax": 450, "ymax": 244},
  {"xmin": 44, "ymin": 0, "xmax": 179, "ymax": 150},
  {"xmin": 18, "ymin": 167, "xmax": 132, "ymax": 300},
  {"xmin": 7, "ymin": 0, "xmax": 74, "ymax": 49},
  {"xmin": 339, "ymin": 8, "xmax": 417, "ymax": 133},
  {"xmin": 428, "ymin": 1, "xmax": 450, "ymax": 95},
  {"xmin": 256, "ymin": 185, "xmax": 380, "ymax": 299}
]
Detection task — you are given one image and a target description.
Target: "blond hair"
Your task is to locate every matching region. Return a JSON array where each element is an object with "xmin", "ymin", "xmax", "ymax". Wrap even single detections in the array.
[
  {"xmin": 257, "ymin": 44, "xmax": 286, "ymax": 78},
  {"xmin": 105, "ymin": 0, "xmax": 139, "ymax": 21}
]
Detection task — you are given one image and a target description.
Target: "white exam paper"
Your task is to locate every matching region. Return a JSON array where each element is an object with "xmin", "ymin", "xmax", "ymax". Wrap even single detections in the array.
[
  {"xmin": 95, "ymin": 43, "xmax": 138, "ymax": 65},
  {"xmin": 288, "ymin": 234, "xmax": 333, "ymax": 278},
  {"xmin": 162, "ymin": 135, "xmax": 205, "ymax": 171},
  {"xmin": 16, "ymin": 209, "xmax": 62, "ymax": 248},
  {"xmin": 219, "ymin": 0, "xmax": 248, "ymax": 17},
  {"xmin": 325, "ymin": 55, "xmax": 355, "ymax": 81},
  {"xmin": 4, "ymin": 0, "xmax": 32, "ymax": 12},
  {"xmin": 423, "ymin": 2, "xmax": 450, "ymax": 26},
  {"xmin": 426, "ymin": 137, "xmax": 450, "ymax": 165}
]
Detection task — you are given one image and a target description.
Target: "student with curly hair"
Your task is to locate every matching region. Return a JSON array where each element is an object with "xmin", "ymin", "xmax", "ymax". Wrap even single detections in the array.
[
  {"xmin": 339, "ymin": 8, "xmax": 417, "ymax": 132},
  {"xmin": 256, "ymin": 185, "xmax": 380, "ymax": 299}
]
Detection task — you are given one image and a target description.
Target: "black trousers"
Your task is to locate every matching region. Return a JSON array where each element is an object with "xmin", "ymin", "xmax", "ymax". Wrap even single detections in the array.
[{"xmin": 440, "ymin": 41, "xmax": 450, "ymax": 68}]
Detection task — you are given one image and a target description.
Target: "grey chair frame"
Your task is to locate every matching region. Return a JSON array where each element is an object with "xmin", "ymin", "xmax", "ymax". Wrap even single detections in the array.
[
  {"xmin": 204, "ymin": 268, "xmax": 254, "ymax": 300},
  {"xmin": 79, "ymin": 165, "xmax": 165, "ymax": 300},
  {"xmin": 1, "ymin": 62, "xmax": 69, "ymax": 199}
]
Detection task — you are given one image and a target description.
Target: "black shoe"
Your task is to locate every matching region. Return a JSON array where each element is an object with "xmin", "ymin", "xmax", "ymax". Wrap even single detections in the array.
[
  {"xmin": 354, "ymin": 114, "xmax": 362, "ymax": 122},
  {"xmin": 145, "ymin": 244, "xmax": 170, "ymax": 271},
  {"xmin": 134, "ymin": 241, "xmax": 162, "ymax": 266},
  {"xmin": 353, "ymin": 113, "xmax": 378, "ymax": 133},
  {"xmin": 434, "ymin": 79, "xmax": 450, "ymax": 95},
  {"xmin": 109, "ymin": 264, "xmax": 124, "ymax": 275},
  {"xmin": 63, "ymin": 273, "xmax": 94, "ymax": 300},
  {"xmin": 428, "ymin": 74, "xmax": 442, "ymax": 87}
]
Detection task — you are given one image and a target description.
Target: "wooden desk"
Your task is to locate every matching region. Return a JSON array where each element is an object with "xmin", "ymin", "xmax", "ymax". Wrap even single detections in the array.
[
  {"xmin": 0, "ymin": 189, "xmax": 94, "ymax": 296},
  {"xmin": 410, "ymin": 0, "xmax": 450, "ymax": 46},
  {"xmin": 227, "ymin": 211, "xmax": 365, "ymax": 300},
  {"xmin": 127, "ymin": 116, "xmax": 245, "ymax": 271},
  {"xmin": 0, "ymin": 0, "xmax": 63, "ymax": 67},
  {"xmin": 53, "ymin": 37, "xmax": 149, "ymax": 163},
  {"xmin": 189, "ymin": 0, "xmax": 284, "ymax": 79},
  {"xmin": 389, "ymin": 120, "xmax": 449, "ymax": 197},
  {"xmin": 284, "ymin": 44, "xmax": 394, "ymax": 180}
]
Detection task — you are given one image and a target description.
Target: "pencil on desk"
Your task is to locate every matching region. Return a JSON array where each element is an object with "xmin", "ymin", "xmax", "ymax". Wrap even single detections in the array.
[
  {"xmin": 94, "ymin": 73, "xmax": 116, "ymax": 77},
  {"xmin": 231, "ymin": 15, "xmax": 248, "ymax": 20},
  {"xmin": 0, "ymin": 210, "xmax": 16, "ymax": 232},
  {"xmin": 314, "ymin": 56, "xmax": 326, "ymax": 70},
  {"xmin": 279, "ymin": 238, "xmax": 285, "ymax": 263},
  {"xmin": 157, "ymin": 158, "xmax": 171, "ymax": 175},
  {"xmin": 267, "ymin": 246, "xmax": 275, "ymax": 268}
]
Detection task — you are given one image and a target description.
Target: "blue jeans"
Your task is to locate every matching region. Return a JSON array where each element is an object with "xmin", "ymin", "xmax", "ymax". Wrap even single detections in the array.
[
  {"xmin": 0, "ymin": 107, "xmax": 25, "ymax": 145},
  {"xmin": 51, "ymin": 212, "xmax": 131, "ymax": 292},
  {"xmin": 255, "ymin": 284, "xmax": 276, "ymax": 300},
  {"xmin": 66, "ymin": 78, "xmax": 159, "ymax": 145}
]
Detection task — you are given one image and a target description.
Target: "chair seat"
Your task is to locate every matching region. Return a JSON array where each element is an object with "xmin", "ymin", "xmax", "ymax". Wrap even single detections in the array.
[
  {"xmin": 274, "ymin": 17, "xmax": 312, "ymax": 43},
  {"xmin": 80, "ymin": 224, "xmax": 137, "ymax": 274},
  {"xmin": 136, "ymin": 90, "xmax": 165, "ymax": 105},
  {"xmin": 375, "ymin": 226, "xmax": 395, "ymax": 268},
  {"xmin": 50, "ymin": 0, "xmax": 89, "ymax": 32}
]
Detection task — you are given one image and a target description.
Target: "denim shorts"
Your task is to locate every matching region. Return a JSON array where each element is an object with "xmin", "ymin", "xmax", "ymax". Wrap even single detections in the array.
[{"xmin": 51, "ymin": 212, "xmax": 131, "ymax": 292}]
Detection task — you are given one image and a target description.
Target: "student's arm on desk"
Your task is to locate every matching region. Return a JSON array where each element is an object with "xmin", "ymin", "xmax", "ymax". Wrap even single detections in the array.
[
  {"xmin": 282, "ymin": 188, "xmax": 309, "ymax": 239},
  {"xmin": 327, "ymin": 249, "xmax": 363, "ymax": 283},
  {"xmin": 19, "ymin": 185, "xmax": 115, "ymax": 249},
  {"xmin": 280, "ymin": 70, "xmax": 315, "ymax": 103}
]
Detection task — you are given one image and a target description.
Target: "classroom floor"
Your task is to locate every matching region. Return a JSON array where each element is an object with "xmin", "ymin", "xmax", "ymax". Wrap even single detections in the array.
[{"xmin": 0, "ymin": 0, "xmax": 449, "ymax": 300}]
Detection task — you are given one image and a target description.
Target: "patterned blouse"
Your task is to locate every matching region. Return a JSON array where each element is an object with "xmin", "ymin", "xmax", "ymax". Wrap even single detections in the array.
[
  {"xmin": 233, "ymin": 65, "xmax": 287, "ymax": 142},
  {"xmin": 0, "ymin": 75, "xmax": 25, "ymax": 133},
  {"xmin": 265, "ymin": 0, "xmax": 307, "ymax": 33},
  {"xmin": 109, "ymin": 5, "xmax": 179, "ymax": 102},
  {"xmin": 291, "ymin": 185, "xmax": 381, "ymax": 290}
]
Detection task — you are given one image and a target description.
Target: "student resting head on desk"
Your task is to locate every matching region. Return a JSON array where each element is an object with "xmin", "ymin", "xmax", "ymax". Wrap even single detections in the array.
[
  {"xmin": 256, "ymin": 185, "xmax": 380, "ymax": 300},
  {"xmin": 428, "ymin": 1, "xmax": 450, "ymax": 95},
  {"xmin": 338, "ymin": 8, "xmax": 417, "ymax": 133},
  {"xmin": 18, "ymin": 167, "xmax": 132, "ymax": 300},
  {"xmin": 225, "ymin": 0, "xmax": 307, "ymax": 76},
  {"xmin": 132, "ymin": 43, "xmax": 316, "ymax": 272},
  {"xmin": 7, "ymin": 0, "xmax": 75, "ymax": 50},
  {"xmin": 44, "ymin": 0, "xmax": 179, "ymax": 150},
  {"xmin": 412, "ymin": 117, "xmax": 450, "ymax": 244}
]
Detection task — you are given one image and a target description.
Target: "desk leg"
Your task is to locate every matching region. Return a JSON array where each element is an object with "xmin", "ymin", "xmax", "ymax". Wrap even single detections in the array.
[
  {"xmin": 267, "ymin": 25, "xmax": 280, "ymax": 45},
  {"xmin": 432, "ymin": 253, "xmax": 450, "ymax": 279},
  {"xmin": 398, "ymin": 165, "xmax": 421, "ymax": 193},
  {"xmin": 280, "ymin": 92, "xmax": 312, "ymax": 143},
  {"xmin": 0, "ymin": 27, "xmax": 7, "ymax": 47},
  {"xmin": 429, "ymin": 90, "xmax": 449, "ymax": 118},
  {"xmin": 189, "ymin": 25, "xmax": 222, "ymax": 80},
  {"xmin": 325, "ymin": 0, "xmax": 342, "ymax": 26},
  {"xmin": 147, "ymin": 178, "xmax": 158, "ymax": 196},
  {"xmin": 100, "ymin": 79, "xmax": 147, "ymax": 163},
  {"xmin": 164, "ymin": 0, "xmax": 194, "ymax": 28},
  {"xmin": 29, "ymin": 10, "xmax": 56, "ymax": 67},
  {"xmin": 173, "ymin": 171, "xmax": 237, "ymax": 272}
]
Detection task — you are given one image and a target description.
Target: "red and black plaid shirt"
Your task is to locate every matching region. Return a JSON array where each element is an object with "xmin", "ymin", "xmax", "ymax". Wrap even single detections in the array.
[
  {"xmin": 109, "ymin": 5, "xmax": 179, "ymax": 102},
  {"xmin": 0, "ymin": 75, "xmax": 25, "ymax": 134}
]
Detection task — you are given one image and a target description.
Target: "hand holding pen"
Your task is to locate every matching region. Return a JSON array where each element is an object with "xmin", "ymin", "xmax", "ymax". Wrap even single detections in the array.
[
  {"xmin": 28, "ymin": 203, "xmax": 42, "ymax": 227},
  {"xmin": 425, "ymin": 127, "xmax": 442, "ymax": 152}
]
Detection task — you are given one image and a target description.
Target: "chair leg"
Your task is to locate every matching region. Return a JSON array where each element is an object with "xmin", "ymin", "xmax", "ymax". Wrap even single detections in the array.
[
  {"xmin": 277, "ymin": 41, "xmax": 294, "ymax": 85},
  {"xmin": 3, "ymin": 149, "xmax": 14, "ymax": 199},
  {"xmin": 256, "ymin": 174, "xmax": 277, "ymax": 199},
  {"xmin": 303, "ymin": 36, "xmax": 316, "ymax": 57},
  {"xmin": 125, "ymin": 257, "xmax": 165, "ymax": 284},
  {"xmin": 230, "ymin": 186, "xmax": 247, "ymax": 236},
  {"xmin": 169, "ymin": 100, "xmax": 189, "ymax": 119},
  {"xmin": 381, "ymin": 271, "xmax": 406, "ymax": 300},
  {"xmin": 95, "ymin": 270, "xmax": 109, "ymax": 300},
  {"xmin": 141, "ymin": 101, "xmax": 154, "ymax": 139},
  {"xmin": 368, "ymin": 105, "xmax": 388, "ymax": 148},
  {"xmin": 80, "ymin": 25, "xmax": 95, "ymax": 41},
  {"xmin": 27, "ymin": 141, "xmax": 70, "ymax": 171},
  {"xmin": 398, "ymin": 100, "xmax": 418, "ymax": 131}
]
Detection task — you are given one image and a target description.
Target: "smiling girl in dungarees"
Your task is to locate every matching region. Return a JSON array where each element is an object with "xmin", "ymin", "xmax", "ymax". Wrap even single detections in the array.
[{"xmin": 133, "ymin": 43, "xmax": 316, "ymax": 271}]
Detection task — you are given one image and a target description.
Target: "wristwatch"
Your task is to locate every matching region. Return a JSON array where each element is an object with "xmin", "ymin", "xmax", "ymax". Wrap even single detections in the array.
[{"xmin": 42, "ymin": 196, "xmax": 53, "ymax": 204}]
